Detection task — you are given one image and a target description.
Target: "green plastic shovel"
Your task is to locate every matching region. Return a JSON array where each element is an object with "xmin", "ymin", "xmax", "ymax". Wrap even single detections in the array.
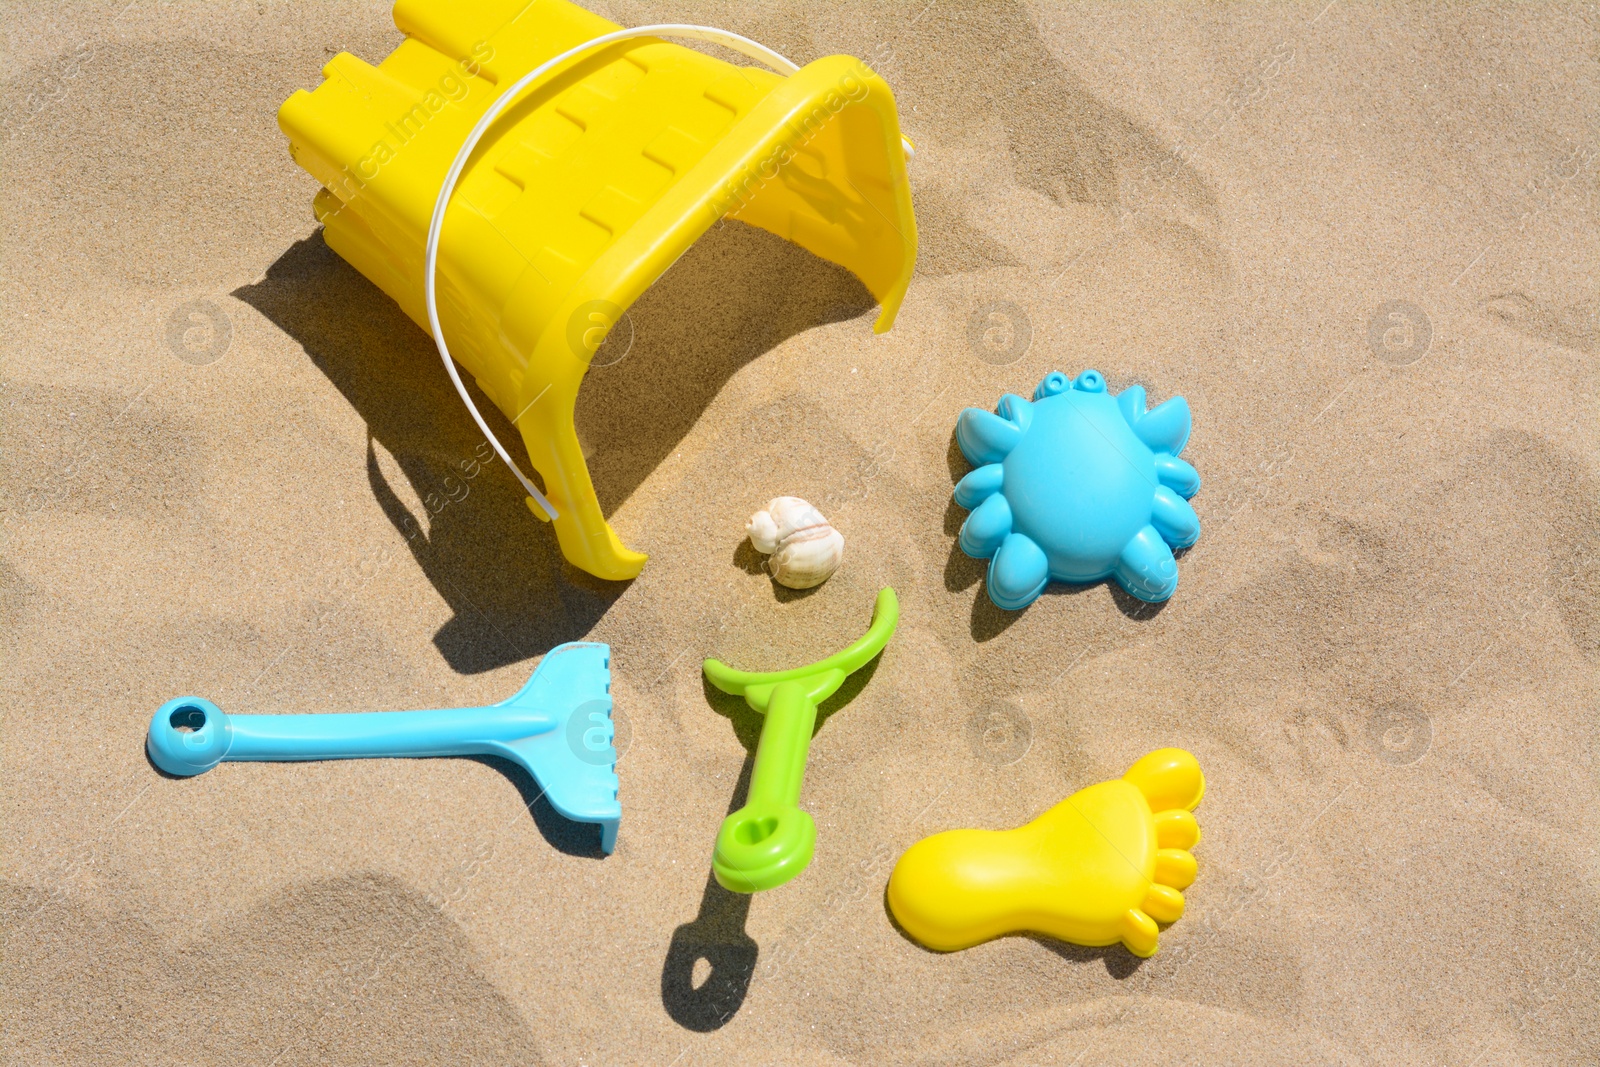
[{"xmin": 703, "ymin": 588, "xmax": 900, "ymax": 893}]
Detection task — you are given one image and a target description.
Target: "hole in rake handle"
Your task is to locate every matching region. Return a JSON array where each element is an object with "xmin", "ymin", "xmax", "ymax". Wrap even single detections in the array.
[{"xmin": 169, "ymin": 705, "xmax": 207, "ymax": 733}]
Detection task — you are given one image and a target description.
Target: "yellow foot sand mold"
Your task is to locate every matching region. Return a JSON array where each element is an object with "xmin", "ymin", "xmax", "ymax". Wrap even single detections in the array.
[{"xmin": 886, "ymin": 748, "xmax": 1205, "ymax": 957}]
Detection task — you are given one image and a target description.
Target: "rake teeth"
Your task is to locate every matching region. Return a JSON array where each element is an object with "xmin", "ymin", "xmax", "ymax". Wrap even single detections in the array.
[{"xmin": 498, "ymin": 642, "xmax": 622, "ymax": 853}]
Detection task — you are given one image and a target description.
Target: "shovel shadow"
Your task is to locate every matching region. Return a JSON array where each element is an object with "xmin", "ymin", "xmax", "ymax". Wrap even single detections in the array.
[
  {"xmin": 661, "ymin": 754, "xmax": 759, "ymax": 1032},
  {"xmin": 658, "ymin": 654, "xmax": 887, "ymax": 1031}
]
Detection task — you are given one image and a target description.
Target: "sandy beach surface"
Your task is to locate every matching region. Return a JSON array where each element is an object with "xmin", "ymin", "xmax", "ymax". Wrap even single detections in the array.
[{"xmin": 3, "ymin": 1, "xmax": 1597, "ymax": 1063}]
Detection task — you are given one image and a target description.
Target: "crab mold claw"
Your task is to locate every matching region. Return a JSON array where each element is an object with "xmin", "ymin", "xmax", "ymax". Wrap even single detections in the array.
[
  {"xmin": 951, "ymin": 370, "xmax": 1201, "ymax": 609},
  {"xmin": 953, "ymin": 463, "xmax": 1004, "ymax": 509},
  {"xmin": 956, "ymin": 407, "xmax": 1024, "ymax": 465},
  {"xmin": 1116, "ymin": 526, "xmax": 1180, "ymax": 602},
  {"xmin": 994, "ymin": 393, "xmax": 1035, "ymax": 426},
  {"xmin": 1151, "ymin": 486, "xmax": 1200, "ymax": 548},
  {"xmin": 1122, "ymin": 387, "xmax": 1193, "ymax": 456}
]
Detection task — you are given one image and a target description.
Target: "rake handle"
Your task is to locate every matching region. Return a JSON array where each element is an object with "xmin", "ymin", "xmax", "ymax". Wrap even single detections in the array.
[
  {"xmin": 225, "ymin": 708, "xmax": 555, "ymax": 760},
  {"xmin": 148, "ymin": 698, "xmax": 554, "ymax": 777}
]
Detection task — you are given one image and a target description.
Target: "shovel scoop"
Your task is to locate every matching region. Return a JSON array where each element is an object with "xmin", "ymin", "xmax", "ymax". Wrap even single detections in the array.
[
  {"xmin": 146, "ymin": 642, "xmax": 621, "ymax": 852},
  {"xmin": 703, "ymin": 588, "xmax": 899, "ymax": 892}
]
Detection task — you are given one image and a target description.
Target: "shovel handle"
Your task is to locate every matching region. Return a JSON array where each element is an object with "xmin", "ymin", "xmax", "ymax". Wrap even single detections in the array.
[
  {"xmin": 705, "ymin": 589, "xmax": 901, "ymax": 893},
  {"xmin": 712, "ymin": 680, "xmax": 821, "ymax": 893},
  {"xmin": 742, "ymin": 682, "xmax": 815, "ymax": 812}
]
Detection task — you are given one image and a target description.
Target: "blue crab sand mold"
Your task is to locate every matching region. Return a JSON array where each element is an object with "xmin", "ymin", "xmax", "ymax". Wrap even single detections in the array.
[{"xmin": 953, "ymin": 370, "xmax": 1201, "ymax": 609}]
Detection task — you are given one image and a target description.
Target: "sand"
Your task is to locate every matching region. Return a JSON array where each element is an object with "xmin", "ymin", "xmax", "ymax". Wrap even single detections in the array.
[{"xmin": 3, "ymin": 0, "xmax": 1597, "ymax": 1063}]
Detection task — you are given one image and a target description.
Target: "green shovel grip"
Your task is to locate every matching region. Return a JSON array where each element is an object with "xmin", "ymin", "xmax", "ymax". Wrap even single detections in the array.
[{"xmin": 704, "ymin": 588, "xmax": 899, "ymax": 892}]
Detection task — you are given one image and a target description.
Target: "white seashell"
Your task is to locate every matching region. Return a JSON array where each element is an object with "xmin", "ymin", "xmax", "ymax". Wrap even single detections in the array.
[{"xmin": 746, "ymin": 496, "xmax": 844, "ymax": 589}]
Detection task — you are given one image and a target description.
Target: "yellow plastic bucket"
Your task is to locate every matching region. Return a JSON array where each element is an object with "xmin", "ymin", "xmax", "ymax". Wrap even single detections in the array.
[{"xmin": 279, "ymin": 0, "xmax": 917, "ymax": 580}]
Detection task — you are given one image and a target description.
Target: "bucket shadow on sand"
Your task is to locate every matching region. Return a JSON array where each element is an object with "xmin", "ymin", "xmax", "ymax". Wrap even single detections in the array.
[{"xmin": 233, "ymin": 223, "xmax": 874, "ymax": 675}]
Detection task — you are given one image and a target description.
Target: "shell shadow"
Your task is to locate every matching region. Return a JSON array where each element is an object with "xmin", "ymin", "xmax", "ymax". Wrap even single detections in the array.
[{"xmin": 732, "ymin": 539, "xmax": 829, "ymax": 603}]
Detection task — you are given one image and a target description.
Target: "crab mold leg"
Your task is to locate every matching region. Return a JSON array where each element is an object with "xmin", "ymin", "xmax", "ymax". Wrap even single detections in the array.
[
  {"xmin": 956, "ymin": 408, "xmax": 1023, "ymax": 466},
  {"xmin": 1125, "ymin": 393, "xmax": 1193, "ymax": 457},
  {"xmin": 988, "ymin": 533, "xmax": 1050, "ymax": 610},
  {"xmin": 1153, "ymin": 454, "xmax": 1201, "ymax": 498},
  {"xmin": 1151, "ymin": 485, "xmax": 1200, "ymax": 548},
  {"xmin": 954, "ymin": 463, "xmax": 1004, "ymax": 509},
  {"xmin": 1114, "ymin": 526, "xmax": 1180, "ymax": 602},
  {"xmin": 959, "ymin": 492, "xmax": 1013, "ymax": 559}
]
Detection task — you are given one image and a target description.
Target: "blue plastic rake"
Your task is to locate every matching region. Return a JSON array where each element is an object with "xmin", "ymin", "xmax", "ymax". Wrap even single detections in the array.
[{"xmin": 146, "ymin": 642, "xmax": 621, "ymax": 852}]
